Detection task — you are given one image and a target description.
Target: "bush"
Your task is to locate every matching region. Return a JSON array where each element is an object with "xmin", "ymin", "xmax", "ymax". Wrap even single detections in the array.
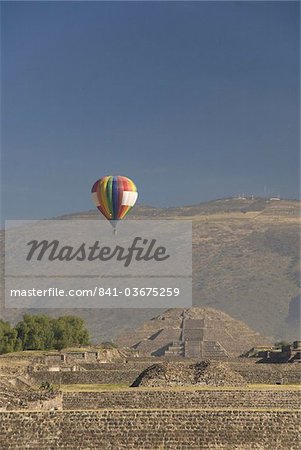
[
  {"xmin": 13, "ymin": 314, "xmax": 90, "ymax": 352},
  {"xmin": 0, "ymin": 320, "xmax": 20, "ymax": 354},
  {"xmin": 274, "ymin": 340, "xmax": 290, "ymax": 349}
]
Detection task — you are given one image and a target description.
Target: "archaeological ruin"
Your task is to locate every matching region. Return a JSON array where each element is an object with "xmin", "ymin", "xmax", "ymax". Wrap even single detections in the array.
[
  {"xmin": 116, "ymin": 307, "xmax": 272, "ymax": 357},
  {"xmin": 0, "ymin": 307, "xmax": 300, "ymax": 448}
]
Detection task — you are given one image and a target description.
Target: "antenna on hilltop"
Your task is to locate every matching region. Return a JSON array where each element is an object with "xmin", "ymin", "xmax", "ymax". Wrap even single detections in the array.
[{"xmin": 264, "ymin": 186, "xmax": 268, "ymax": 199}]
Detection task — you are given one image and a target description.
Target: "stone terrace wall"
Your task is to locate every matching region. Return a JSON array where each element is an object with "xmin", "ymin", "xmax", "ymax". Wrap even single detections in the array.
[
  {"xmin": 78, "ymin": 361, "xmax": 152, "ymax": 371},
  {"xmin": 31, "ymin": 369, "xmax": 140, "ymax": 385},
  {"xmin": 63, "ymin": 389, "xmax": 301, "ymax": 410},
  {"xmin": 229, "ymin": 362, "xmax": 301, "ymax": 384},
  {"xmin": 31, "ymin": 361, "xmax": 301, "ymax": 386},
  {"xmin": 0, "ymin": 410, "xmax": 300, "ymax": 449},
  {"xmin": 2, "ymin": 393, "xmax": 62, "ymax": 412}
]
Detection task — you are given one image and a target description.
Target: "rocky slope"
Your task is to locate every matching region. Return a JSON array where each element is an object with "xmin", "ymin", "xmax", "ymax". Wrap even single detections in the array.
[{"xmin": 131, "ymin": 360, "xmax": 247, "ymax": 387}]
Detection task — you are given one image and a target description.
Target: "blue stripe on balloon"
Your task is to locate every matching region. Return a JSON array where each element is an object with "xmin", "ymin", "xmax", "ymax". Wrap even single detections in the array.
[{"xmin": 112, "ymin": 176, "xmax": 119, "ymax": 220}]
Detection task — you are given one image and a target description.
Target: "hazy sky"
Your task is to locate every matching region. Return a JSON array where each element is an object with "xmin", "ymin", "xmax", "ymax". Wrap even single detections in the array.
[{"xmin": 1, "ymin": 1, "xmax": 300, "ymax": 221}]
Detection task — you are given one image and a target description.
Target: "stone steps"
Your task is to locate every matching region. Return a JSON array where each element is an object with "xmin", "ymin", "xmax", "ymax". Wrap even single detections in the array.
[{"xmin": 1, "ymin": 410, "xmax": 300, "ymax": 449}]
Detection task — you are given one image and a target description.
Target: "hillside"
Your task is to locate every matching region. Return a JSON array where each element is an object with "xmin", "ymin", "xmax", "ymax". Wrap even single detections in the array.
[{"xmin": 1, "ymin": 197, "xmax": 300, "ymax": 342}]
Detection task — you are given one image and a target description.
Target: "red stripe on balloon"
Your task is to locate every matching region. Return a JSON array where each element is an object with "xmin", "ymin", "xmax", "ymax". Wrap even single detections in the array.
[
  {"xmin": 97, "ymin": 204, "xmax": 110, "ymax": 220},
  {"xmin": 91, "ymin": 180, "xmax": 99, "ymax": 192}
]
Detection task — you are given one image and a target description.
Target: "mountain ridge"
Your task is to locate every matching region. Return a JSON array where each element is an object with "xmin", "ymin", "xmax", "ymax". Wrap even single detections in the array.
[{"xmin": 1, "ymin": 197, "xmax": 300, "ymax": 342}]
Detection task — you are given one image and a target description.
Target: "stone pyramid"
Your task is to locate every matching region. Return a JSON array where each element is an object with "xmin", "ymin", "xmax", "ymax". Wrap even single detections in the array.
[{"xmin": 116, "ymin": 306, "xmax": 271, "ymax": 357}]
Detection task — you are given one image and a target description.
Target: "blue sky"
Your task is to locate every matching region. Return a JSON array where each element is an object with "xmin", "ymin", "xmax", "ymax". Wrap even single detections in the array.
[{"xmin": 1, "ymin": 1, "xmax": 300, "ymax": 221}]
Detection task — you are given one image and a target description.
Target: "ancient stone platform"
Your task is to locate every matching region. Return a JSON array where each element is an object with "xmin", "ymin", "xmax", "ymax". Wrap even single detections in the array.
[{"xmin": 1, "ymin": 409, "xmax": 300, "ymax": 449}]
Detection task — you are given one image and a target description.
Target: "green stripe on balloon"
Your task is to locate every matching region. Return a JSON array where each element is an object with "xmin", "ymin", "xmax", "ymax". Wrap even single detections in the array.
[{"xmin": 106, "ymin": 177, "xmax": 113, "ymax": 217}]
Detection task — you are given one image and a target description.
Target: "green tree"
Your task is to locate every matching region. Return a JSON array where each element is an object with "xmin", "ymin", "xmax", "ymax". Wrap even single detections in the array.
[
  {"xmin": 52, "ymin": 316, "xmax": 89, "ymax": 350},
  {"xmin": 0, "ymin": 320, "xmax": 18, "ymax": 354},
  {"xmin": 2, "ymin": 314, "xmax": 90, "ymax": 353},
  {"xmin": 15, "ymin": 314, "xmax": 54, "ymax": 350},
  {"xmin": 274, "ymin": 340, "xmax": 290, "ymax": 349}
]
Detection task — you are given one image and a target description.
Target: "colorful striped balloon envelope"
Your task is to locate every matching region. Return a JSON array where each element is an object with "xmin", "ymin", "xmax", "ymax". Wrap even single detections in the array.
[{"xmin": 91, "ymin": 176, "xmax": 138, "ymax": 229}]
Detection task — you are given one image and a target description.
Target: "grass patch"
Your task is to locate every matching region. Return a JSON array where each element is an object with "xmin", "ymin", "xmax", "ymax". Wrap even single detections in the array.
[
  {"xmin": 0, "ymin": 345, "xmax": 119, "ymax": 358},
  {"xmin": 248, "ymin": 384, "xmax": 301, "ymax": 390},
  {"xmin": 132, "ymin": 384, "xmax": 301, "ymax": 392},
  {"xmin": 59, "ymin": 383, "xmax": 301, "ymax": 393},
  {"xmin": 59, "ymin": 384, "xmax": 129, "ymax": 392},
  {"xmin": 0, "ymin": 350, "xmax": 51, "ymax": 357}
]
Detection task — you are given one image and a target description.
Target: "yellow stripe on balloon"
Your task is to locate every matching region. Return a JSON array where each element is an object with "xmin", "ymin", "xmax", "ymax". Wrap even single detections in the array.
[
  {"xmin": 100, "ymin": 176, "xmax": 111, "ymax": 218},
  {"xmin": 128, "ymin": 179, "xmax": 137, "ymax": 192},
  {"xmin": 119, "ymin": 205, "xmax": 131, "ymax": 219}
]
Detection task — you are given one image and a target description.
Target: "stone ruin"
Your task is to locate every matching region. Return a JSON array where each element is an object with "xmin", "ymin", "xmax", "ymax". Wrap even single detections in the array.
[
  {"xmin": 165, "ymin": 316, "xmax": 230, "ymax": 359},
  {"xmin": 243, "ymin": 340, "xmax": 301, "ymax": 363},
  {"xmin": 131, "ymin": 360, "xmax": 247, "ymax": 387},
  {"xmin": 0, "ymin": 376, "xmax": 61, "ymax": 411},
  {"xmin": 117, "ymin": 307, "xmax": 271, "ymax": 358}
]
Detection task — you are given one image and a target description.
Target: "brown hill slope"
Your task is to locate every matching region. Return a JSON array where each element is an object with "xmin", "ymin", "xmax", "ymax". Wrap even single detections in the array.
[{"xmin": 1, "ymin": 198, "xmax": 300, "ymax": 341}]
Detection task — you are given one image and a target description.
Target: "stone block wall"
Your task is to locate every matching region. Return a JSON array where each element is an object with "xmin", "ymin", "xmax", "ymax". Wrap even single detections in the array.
[
  {"xmin": 229, "ymin": 362, "xmax": 301, "ymax": 384},
  {"xmin": 62, "ymin": 389, "xmax": 301, "ymax": 410},
  {"xmin": 31, "ymin": 361, "xmax": 301, "ymax": 386},
  {"xmin": 31, "ymin": 369, "xmax": 140, "ymax": 385},
  {"xmin": 4, "ymin": 393, "xmax": 62, "ymax": 411},
  {"xmin": 77, "ymin": 361, "xmax": 152, "ymax": 371},
  {"xmin": 0, "ymin": 410, "xmax": 300, "ymax": 449}
]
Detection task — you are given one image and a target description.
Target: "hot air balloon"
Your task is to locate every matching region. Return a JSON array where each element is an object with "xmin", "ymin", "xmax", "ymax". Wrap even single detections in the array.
[{"xmin": 91, "ymin": 175, "xmax": 138, "ymax": 233}]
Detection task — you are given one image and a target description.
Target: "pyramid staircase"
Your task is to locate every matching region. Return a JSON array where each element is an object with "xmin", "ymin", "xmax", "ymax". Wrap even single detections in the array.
[
  {"xmin": 202, "ymin": 340, "xmax": 229, "ymax": 359},
  {"xmin": 164, "ymin": 341, "xmax": 184, "ymax": 357},
  {"xmin": 163, "ymin": 313, "xmax": 230, "ymax": 359}
]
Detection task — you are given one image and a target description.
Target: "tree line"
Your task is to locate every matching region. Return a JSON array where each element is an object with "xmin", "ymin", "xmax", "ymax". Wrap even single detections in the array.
[{"xmin": 0, "ymin": 314, "xmax": 89, "ymax": 354}]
